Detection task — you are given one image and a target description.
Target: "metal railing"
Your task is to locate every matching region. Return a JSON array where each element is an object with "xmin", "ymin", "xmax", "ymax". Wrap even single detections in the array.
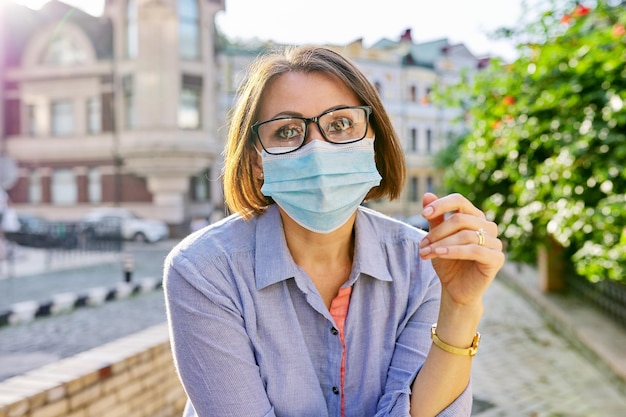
[
  {"xmin": 4, "ymin": 220, "xmax": 124, "ymax": 253},
  {"xmin": 566, "ymin": 272, "xmax": 626, "ymax": 330}
]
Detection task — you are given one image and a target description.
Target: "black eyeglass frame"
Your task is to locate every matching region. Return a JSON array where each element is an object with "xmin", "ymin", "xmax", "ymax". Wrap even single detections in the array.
[{"xmin": 251, "ymin": 105, "xmax": 372, "ymax": 155}]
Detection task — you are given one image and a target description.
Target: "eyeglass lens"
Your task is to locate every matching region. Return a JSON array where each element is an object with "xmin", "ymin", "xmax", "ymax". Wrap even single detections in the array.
[{"xmin": 257, "ymin": 107, "xmax": 369, "ymax": 154}]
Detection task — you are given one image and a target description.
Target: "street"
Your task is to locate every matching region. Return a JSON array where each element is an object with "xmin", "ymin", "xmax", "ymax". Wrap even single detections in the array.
[{"xmin": 0, "ymin": 241, "xmax": 625, "ymax": 416}]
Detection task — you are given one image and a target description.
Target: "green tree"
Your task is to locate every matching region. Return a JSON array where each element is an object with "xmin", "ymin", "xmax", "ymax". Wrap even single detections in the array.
[{"xmin": 438, "ymin": 0, "xmax": 626, "ymax": 283}]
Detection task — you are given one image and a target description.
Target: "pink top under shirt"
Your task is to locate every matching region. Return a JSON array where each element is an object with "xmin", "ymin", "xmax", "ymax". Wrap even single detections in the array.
[{"xmin": 329, "ymin": 286, "xmax": 352, "ymax": 417}]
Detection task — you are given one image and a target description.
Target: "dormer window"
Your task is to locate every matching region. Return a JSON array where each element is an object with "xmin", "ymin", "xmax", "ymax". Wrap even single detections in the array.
[{"xmin": 41, "ymin": 33, "xmax": 87, "ymax": 65}]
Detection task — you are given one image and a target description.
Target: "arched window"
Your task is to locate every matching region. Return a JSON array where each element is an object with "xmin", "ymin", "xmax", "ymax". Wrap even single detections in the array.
[
  {"xmin": 178, "ymin": 0, "xmax": 200, "ymax": 60},
  {"xmin": 126, "ymin": 0, "xmax": 138, "ymax": 58},
  {"xmin": 41, "ymin": 32, "xmax": 87, "ymax": 65}
]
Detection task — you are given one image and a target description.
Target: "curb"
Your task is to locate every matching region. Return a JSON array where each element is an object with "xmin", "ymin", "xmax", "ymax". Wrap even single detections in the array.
[
  {"xmin": 498, "ymin": 262, "xmax": 626, "ymax": 394},
  {"xmin": 0, "ymin": 277, "xmax": 162, "ymax": 328}
]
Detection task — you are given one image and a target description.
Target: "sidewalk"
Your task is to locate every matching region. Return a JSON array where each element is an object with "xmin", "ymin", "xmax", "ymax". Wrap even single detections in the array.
[
  {"xmin": 497, "ymin": 261, "xmax": 626, "ymax": 390},
  {"xmin": 0, "ymin": 243, "xmax": 119, "ymax": 280},
  {"xmin": 2, "ymin": 241, "xmax": 624, "ymax": 401},
  {"xmin": 0, "ymin": 242, "xmax": 173, "ymax": 327}
]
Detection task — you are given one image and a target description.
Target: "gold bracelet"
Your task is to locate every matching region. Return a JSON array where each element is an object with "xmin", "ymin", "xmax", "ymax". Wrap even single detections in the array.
[{"xmin": 430, "ymin": 323, "xmax": 481, "ymax": 357}]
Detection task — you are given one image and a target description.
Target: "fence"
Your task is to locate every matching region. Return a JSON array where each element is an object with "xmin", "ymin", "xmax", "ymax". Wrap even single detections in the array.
[
  {"xmin": 5, "ymin": 220, "xmax": 123, "ymax": 252},
  {"xmin": 566, "ymin": 273, "xmax": 626, "ymax": 330}
]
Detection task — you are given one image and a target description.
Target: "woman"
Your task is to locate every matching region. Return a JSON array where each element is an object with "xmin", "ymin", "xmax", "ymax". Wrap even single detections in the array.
[{"xmin": 164, "ymin": 45, "xmax": 505, "ymax": 417}]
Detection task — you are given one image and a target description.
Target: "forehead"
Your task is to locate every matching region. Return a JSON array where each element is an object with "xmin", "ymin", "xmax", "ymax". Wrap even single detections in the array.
[{"xmin": 257, "ymin": 71, "xmax": 361, "ymax": 120}]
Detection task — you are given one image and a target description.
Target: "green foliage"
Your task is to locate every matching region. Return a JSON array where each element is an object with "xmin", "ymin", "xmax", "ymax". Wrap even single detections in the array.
[{"xmin": 437, "ymin": 0, "xmax": 626, "ymax": 283}]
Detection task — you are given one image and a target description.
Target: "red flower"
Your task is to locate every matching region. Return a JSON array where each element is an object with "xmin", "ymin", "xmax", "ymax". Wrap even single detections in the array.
[
  {"xmin": 502, "ymin": 96, "xmax": 516, "ymax": 106},
  {"xmin": 560, "ymin": 14, "xmax": 572, "ymax": 24},
  {"xmin": 613, "ymin": 23, "xmax": 626, "ymax": 38},
  {"xmin": 572, "ymin": 4, "xmax": 591, "ymax": 17}
]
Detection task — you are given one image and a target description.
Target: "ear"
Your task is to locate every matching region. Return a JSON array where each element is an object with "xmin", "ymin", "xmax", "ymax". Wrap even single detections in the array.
[{"xmin": 250, "ymin": 145, "xmax": 264, "ymax": 180}]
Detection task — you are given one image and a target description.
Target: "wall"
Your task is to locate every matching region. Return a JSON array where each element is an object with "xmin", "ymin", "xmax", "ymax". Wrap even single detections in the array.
[{"xmin": 0, "ymin": 323, "xmax": 187, "ymax": 417}]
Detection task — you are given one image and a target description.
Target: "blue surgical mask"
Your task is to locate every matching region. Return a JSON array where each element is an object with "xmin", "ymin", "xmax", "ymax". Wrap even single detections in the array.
[{"xmin": 260, "ymin": 138, "xmax": 382, "ymax": 233}]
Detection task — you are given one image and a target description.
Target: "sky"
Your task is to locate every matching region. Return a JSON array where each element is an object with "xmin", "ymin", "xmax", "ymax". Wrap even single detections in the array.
[{"xmin": 5, "ymin": 0, "xmax": 549, "ymax": 61}]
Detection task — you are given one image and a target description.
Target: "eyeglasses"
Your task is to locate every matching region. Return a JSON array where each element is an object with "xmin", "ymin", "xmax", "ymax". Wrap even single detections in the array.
[{"xmin": 251, "ymin": 106, "xmax": 372, "ymax": 155}]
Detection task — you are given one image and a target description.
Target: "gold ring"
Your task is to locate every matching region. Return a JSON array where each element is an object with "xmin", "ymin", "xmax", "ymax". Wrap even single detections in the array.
[{"xmin": 476, "ymin": 228, "xmax": 486, "ymax": 246}]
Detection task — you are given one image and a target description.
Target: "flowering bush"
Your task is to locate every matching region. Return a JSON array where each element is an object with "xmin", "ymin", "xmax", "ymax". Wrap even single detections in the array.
[{"xmin": 438, "ymin": 0, "xmax": 626, "ymax": 283}]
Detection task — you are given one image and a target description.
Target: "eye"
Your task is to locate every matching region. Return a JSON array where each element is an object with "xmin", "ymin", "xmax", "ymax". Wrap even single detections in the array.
[
  {"xmin": 272, "ymin": 121, "xmax": 304, "ymax": 140},
  {"xmin": 327, "ymin": 117, "xmax": 354, "ymax": 133}
]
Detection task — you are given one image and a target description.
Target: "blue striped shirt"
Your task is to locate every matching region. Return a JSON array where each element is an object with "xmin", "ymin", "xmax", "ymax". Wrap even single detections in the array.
[{"xmin": 164, "ymin": 204, "xmax": 472, "ymax": 416}]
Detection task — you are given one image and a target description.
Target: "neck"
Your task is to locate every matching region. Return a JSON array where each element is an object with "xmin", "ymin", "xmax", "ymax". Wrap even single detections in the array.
[
  {"xmin": 280, "ymin": 208, "xmax": 356, "ymax": 268},
  {"xmin": 279, "ymin": 207, "xmax": 356, "ymax": 308}
]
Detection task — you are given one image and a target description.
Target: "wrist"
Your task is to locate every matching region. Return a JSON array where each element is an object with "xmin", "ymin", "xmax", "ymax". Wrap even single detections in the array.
[
  {"xmin": 431, "ymin": 323, "xmax": 481, "ymax": 356},
  {"xmin": 435, "ymin": 295, "xmax": 483, "ymax": 349}
]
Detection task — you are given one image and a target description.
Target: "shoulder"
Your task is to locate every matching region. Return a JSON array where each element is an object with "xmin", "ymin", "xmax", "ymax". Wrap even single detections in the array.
[
  {"xmin": 165, "ymin": 212, "xmax": 259, "ymax": 278},
  {"xmin": 356, "ymin": 206, "xmax": 427, "ymax": 242}
]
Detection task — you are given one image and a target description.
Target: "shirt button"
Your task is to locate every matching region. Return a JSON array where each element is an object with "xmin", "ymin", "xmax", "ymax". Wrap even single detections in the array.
[
  {"xmin": 330, "ymin": 327, "xmax": 339, "ymax": 335},
  {"xmin": 332, "ymin": 386, "xmax": 340, "ymax": 395}
]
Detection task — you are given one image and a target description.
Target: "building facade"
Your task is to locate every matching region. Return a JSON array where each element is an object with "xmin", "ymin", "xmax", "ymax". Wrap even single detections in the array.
[{"xmin": 1, "ymin": 1, "xmax": 485, "ymax": 233}]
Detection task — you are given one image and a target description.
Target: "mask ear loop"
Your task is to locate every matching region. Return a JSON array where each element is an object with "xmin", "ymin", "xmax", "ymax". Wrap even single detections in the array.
[{"xmin": 252, "ymin": 145, "xmax": 265, "ymax": 180}]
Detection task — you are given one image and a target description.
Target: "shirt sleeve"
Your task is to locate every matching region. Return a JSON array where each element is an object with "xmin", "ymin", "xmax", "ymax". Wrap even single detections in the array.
[
  {"xmin": 374, "ymin": 266, "xmax": 473, "ymax": 417},
  {"xmin": 164, "ymin": 250, "xmax": 276, "ymax": 417}
]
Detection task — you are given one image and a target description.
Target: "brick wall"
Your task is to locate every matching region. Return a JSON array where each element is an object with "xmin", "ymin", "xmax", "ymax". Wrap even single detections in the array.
[{"xmin": 0, "ymin": 323, "xmax": 187, "ymax": 417}]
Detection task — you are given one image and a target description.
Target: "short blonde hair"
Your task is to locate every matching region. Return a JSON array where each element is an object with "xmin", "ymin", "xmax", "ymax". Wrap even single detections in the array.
[{"xmin": 222, "ymin": 45, "xmax": 406, "ymax": 218}]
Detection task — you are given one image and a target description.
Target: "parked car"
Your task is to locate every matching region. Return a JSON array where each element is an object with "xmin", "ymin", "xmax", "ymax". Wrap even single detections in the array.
[
  {"xmin": 81, "ymin": 208, "xmax": 169, "ymax": 243},
  {"xmin": 4, "ymin": 213, "xmax": 78, "ymax": 248}
]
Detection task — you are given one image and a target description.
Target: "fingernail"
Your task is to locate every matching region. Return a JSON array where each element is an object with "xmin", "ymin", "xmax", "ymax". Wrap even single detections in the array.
[
  {"xmin": 435, "ymin": 247, "xmax": 448, "ymax": 255},
  {"xmin": 420, "ymin": 237, "xmax": 430, "ymax": 248},
  {"xmin": 420, "ymin": 246, "xmax": 432, "ymax": 256},
  {"xmin": 422, "ymin": 206, "xmax": 434, "ymax": 217}
]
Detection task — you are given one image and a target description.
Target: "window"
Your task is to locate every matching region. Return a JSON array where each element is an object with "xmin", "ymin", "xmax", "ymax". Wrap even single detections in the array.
[
  {"xmin": 190, "ymin": 170, "xmax": 211, "ymax": 201},
  {"xmin": 409, "ymin": 85, "xmax": 417, "ymax": 102},
  {"xmin": 179, "ymin": 0, "xmax": 200, "ymax": 60},
  {"xmin": 426, "ymin": 128, "xmax": 433, "ymax": 154},
  {"xmin": 126, "ymin": 0, "xmax": 138, "ymax": 58},
  {"xmin": 28, "ymin": 169, "xmax": 42, "ymax": 204},
  {"xmin": 410, "ymin": 176, "xmax": 419, "ymax": 202},
  {"xmin": 51, "ymin": 169, "xmax": 77, "ymax": 205},
  {"xmin": 88, "ymin": 168, "xmax": 102, "ymax": 203},
  {"xmin": 26, "ymin": 104, "xmax": 37, "ymax": 136},
  {"xmin": 410, "ymin": 128, "xmax": 418, "ymax": 153},
  {"xmin": 41, "ymin": 32, "xmax": 87, "ymax": 66},
  {"xmin": 374, "ymin": 81, "xmax": 382, "ymax": 96},
  {"xmin": 426, "ymin": 176, "xmax": 434, "ymax": 193},
  {"xmin": 123, "ymin": 75, "xmax": 135, "ymax": 128},
  {"xmin": 422, "ymin": 86, "xmax": 432, "ymax": 105},
  {"xmin": 179, "ymin": 75, "xmax": 202, "ymax": 129},
  {"xmin": 51, "ymin": 100, "xmax": 74, "ymax": 136},
  {"xmin": 87, "ymin": 97, "xmax": 102, "ymax": 134}
]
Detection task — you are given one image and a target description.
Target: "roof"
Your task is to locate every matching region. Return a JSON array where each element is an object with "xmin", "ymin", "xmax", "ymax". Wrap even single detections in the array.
[{"xmin": 2, "ymin": 0, "xmax": 113, "ymax": 68}]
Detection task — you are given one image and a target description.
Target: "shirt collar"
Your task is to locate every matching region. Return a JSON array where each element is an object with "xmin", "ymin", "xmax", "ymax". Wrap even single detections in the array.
[
  {"xmin": 349, "ymin": 207, "xmax": 394, "ymax": 284},
  {"xmin": 255, "ymin": 205, "xmax": 299, "ymax": 290},
  {"xmin": 254, "ymin": 205, "xmax": 394, "ymax": 290}
]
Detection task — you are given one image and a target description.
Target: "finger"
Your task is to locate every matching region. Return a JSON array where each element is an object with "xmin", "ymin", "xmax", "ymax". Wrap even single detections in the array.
[
  {"xmin": 419, "ymin": 230, "xmax": 503, "ymax": 259},
  {"xmin": 421, "ymin": 192, "xmax": 443, "ymax": 230},
  {"xmin": 420, "ymin": 242, "xmax": 506, "ymax": 271},
  {"xmin": 421, "ymin": 214, "xmax": 499, "ymax": 247},
  {"xmin": 422, "ymin": 193, "xmax": 485, "ymax": 221}
]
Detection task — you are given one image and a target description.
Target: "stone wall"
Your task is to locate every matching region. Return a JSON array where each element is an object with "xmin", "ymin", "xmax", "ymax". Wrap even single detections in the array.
[{"xmin": 0, "ymin": 323, "xmax": 187, "ymax": 417}]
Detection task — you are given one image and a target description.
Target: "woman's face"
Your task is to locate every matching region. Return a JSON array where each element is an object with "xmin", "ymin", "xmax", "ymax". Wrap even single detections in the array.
[{"xmin": 251, "ymin": 71, "xmax": 373, "ymax": 175}]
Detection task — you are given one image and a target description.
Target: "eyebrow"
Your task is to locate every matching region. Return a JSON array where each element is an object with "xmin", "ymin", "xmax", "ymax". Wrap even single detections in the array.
[{"xmin": 265, "ymin": 105, "xmax": 355, "ymax": 121}]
